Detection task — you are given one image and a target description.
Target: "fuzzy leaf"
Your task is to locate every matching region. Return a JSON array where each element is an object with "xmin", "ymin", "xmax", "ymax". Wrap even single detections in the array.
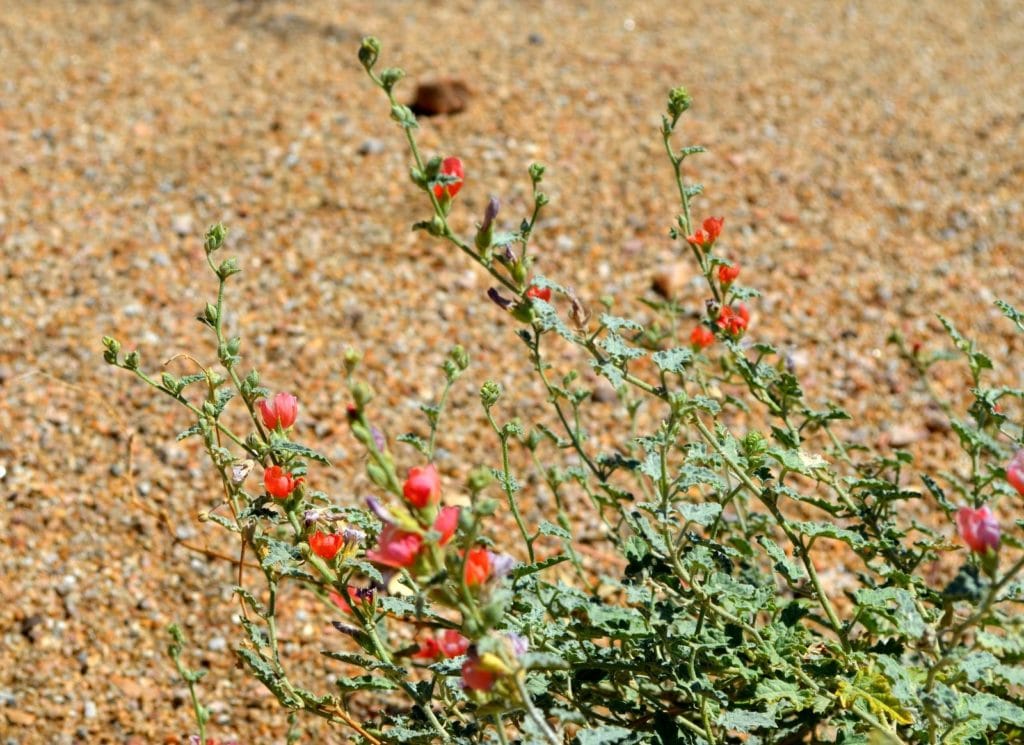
[
  {"xmin": 677, "ymin": 501, "xmax": 722, "ymax": 527},
  {"xmin": 793, "ymin": 521, "xmax": 865, "ymax": 549},
  {"xmin": 652, "ymin": 347, "xmax": 693, "ymax": 375},
  {"xmin": 854, "ymin": 587, "xmax": 926, "ymax": 637},
  {"xmin": 538, "ymin": 520, "xmax": 572, "ymax": 541},
  {"xmin": 719, "ymin": 709, "xmax": 776, "ymax": 733},
  {"xmin": 756, "ymin": 536, "xmax": 806, "ymax": 582},
  {"xmin": 271, "ymin": 440, "xmax": 332, "ymax": 465}
]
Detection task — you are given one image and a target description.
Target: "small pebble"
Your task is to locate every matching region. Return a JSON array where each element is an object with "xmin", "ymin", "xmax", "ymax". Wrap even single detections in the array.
[
  {"xmin": 171, "ymin": 214, "xmax": 194, "ymax": 237},
  {"xmin": 357, "ymin": 138, "xmax": 385, "ymax": 155}
]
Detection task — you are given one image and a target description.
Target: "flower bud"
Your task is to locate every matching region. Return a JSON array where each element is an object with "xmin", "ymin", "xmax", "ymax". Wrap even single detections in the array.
[
  {"xmin": 124, "ymin": 350, "xmax": 140, "ymax": 370},
  {"xmin": 466, "ymin": 466, "xmax": 494, "ymax": 495},
  {"xmin": 433, "ymin": 157, "xmax": 464, "ymax": 200},
  {"xmin": 487, "ymin": 287, "xmax": 513, "ymax": 310},
  {"xmin": 216, "ymin": 257, "xmax": 240, "ymax": 279},
  {"xmin": 366, "ymin": 496, "xmax": 393, "ymax": 524},
  {"xmin": 956, "ymin": 506, "xmax": 1000, "ymax": 554},
  {"xmin": 1006, "ymin": 450, "xmax": 1024, "ymax": 496},
  {"xmin": 358, "ymin": 36, "xmax": 381, "ymax": 71},
  {"xmin": 403, "ymin": 464, "xmax": 442, "ymax": 509},
  {"xmin": 450, "ymin": 345, "xmax": 470, "ymax": 371},
  {"xmin": 667, "ymin": 86, "xmax": 692, "ymax": 119},
  {"xmin": 352, "ymin": 382, "xmax": 374, "ymax": 408},
  {"xmin": 379, "ymin": 67, "xmax": 405, "ymax": 92},
  {"xmin": 343, "ymin": 347, "xmax": 362, "ymax": 374},
  {"xmin": 102, "ymin": 336, "xmax": 121, "ymax": 364},
  {"xmin": 258, "ymin": 392, "xmax": 298, "ymax": 431},
  {"xmin": 480, "ymin": 380, "xmax": 502, "ymax": 408},
  {"xmin": 475, "ymin": 197, "xmax": 500, "ymax": 251},
  {"xmin": 204, "ymin": 223, "xmax": 228, "ymax": 253}
]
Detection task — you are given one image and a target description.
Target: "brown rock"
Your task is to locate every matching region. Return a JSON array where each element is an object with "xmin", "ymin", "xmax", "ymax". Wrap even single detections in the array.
[
  {"xmin": 410, "ymin": 79, "xmax": 471, "ymax": 116},
  {"xmin": 591, "ymin": 381, "xmax": 619, "ymax": 404},
  {"xmin": 5, "ymin": 709, "xmax": 37, "ymax": 727},
  {"xmin": 651, "ymin": 262, "xmax": 691, "ymax": 300}
]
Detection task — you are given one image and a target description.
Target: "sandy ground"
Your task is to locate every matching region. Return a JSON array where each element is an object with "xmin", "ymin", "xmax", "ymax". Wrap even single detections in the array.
[{"xmin": 2, "ymin": 1, "xmax": 1023, "ymax": 742}]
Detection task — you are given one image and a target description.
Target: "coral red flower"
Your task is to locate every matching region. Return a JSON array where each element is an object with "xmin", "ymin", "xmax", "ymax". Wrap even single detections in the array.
[
  {"xmin": 956, "ymin": 506, "xmax": 1000, "ymax": 554},
  {"xmin": 716, "ymin": 303, "xmax": 750, "ymax": 337},
  {"xmin": 718, "ymin": 263, "xmax": 740, "ymax": 285},
  {"xmin": 366, "ymin": 525, "xmax": 423, "ymax": 568},
  {"xmin": 439, "ymin": 629, "xmax": 470, "ymax": 658},
  {"xmin": 433, "ymin": 157, "xmax": 464, "ymax": 200},
  {"xmin": 464, "ymin": 547, "xmax": 492, "ymax": 586},
  {"xmin": 258, "ymin": 392, "xmax": 298, "ymax": 430},
  {"xmin": 264, "ymin": 465, "xmax": 301, "ymax": 499},
  {"xmin": 684, "ymin": 229, "xmax": 708, "ymax": 249},
  {"xmin": 525, "ymin": 285, "xmax": 552, "ymax": 302},
  {"xmin": 413, "ymin": 629, "xmax": 469, "ymax": 661},
  {"xmin": 413, "ymin": 635, "xmax": 441, "ymax": 660},
  {"xmin": 1007, "ymin": 450, "xmax": 1024, "ymax": 497},
  {"xmin": 685, "ymin": 217, "xmax": 725, "ymax": 249},
  {"xmin": 461, "ymin": 656, "xmax": 495, "ymax": 691},
  {"xmin": 403, "ymin": 464, "xmax": 442, "ymax": 509},
  {"xmin": 309, "ymin": 531, "xmax": 344, "ymax": 560},
  {"xmin": 690, "ymin": 325, "xmax": 715, "ymax": 349},
  {"xmin": 703, "ymin": 216, "xmax": 724, "ymax": 242},
  {"xmin": 433, "ymin": 505, "xmax": 460, "ymax": 546}
]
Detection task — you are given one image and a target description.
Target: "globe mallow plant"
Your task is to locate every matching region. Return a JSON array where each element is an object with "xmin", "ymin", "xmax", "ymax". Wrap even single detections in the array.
[{"xmin": 103, "ymin": 37, "xmax": 1024, "ymax": 745}]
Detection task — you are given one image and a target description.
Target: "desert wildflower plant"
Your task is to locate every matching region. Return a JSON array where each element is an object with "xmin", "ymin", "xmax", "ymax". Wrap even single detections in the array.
[{"xmin": 103, "ymin": 37, "xmax": 1024, "ymax": 744}]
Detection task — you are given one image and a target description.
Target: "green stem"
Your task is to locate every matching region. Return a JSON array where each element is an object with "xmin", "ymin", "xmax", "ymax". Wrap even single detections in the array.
[
  {"xmin": 514, "ymin": 673, "xmax": 560, "ymax": 745},
  {"xmin": 428, "ymin": 378, "xmax": 455, "ymax": 460},
  {"xmin": 131, "ymin": 368, "xmax": 258, "ymax": 457},
  {"xmin": 485, "ymin": 410, "xmax": 534, "ymax": 563}
]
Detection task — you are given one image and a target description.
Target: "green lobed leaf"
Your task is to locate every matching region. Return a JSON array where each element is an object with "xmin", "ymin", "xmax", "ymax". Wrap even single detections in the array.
[
  {"xmin": 335, "ymin": 674, "xmax": 398, "ymax": 692},
  {"xmin": 511, "ymin": 554, "xmax": 569, "ymax": 580},
  {"xmin": 538, "ymin": 520, "xmax": 572, "ymax": 541},
  {"xmin": 677, "ymin": 501, "xmax": 722, "ymax": 527},
  {"xmin": 719, "ymin": 708, "xmax": 776, "ymax": 733},
  {"xmin": 322, "ymin": 651, "xmax": 405, "ymax": 675},
  {"xmin": 853, "ymin": 587, "xmax": 926, "ymax": 637},
  {"xmin": 599, "ymin": 314, "xmax": 644, "ymax": 334},
  {"xmin": 756, "ymin": 536, "xmax": 807, "ymax": 583},
  {"xmin": 591, "ymin": 359, "xmax": 626, "ymax": 389},
  {"xmin": 793, "ymin": 521, "xmax": 865, "ymax": 549},
  {"xmin": 652, "ymin": 347, "xmax": 693, "ymax": 375},
  {"xmin": 271, "ymin": 440, "xmax": 332, "ymax": 465}
]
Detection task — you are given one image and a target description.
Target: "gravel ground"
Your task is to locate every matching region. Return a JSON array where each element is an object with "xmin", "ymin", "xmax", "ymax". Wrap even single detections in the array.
[{"xmin": 2, "ymin": 1, "xmax": 1023, "ymax": 742}]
